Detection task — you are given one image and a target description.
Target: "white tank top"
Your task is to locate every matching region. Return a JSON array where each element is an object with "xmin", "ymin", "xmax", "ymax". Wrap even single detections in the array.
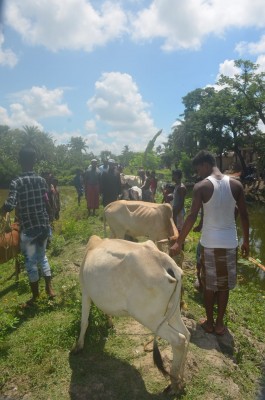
[{"xmin": 200, "ymin": 175, "xmax": 238, "ymax": 248}]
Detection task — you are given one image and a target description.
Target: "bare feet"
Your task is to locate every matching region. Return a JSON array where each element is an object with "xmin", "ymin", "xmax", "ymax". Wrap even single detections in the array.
[{"xmin": 199, "ymin": 318, "xmax": 214, "ymax": 334}]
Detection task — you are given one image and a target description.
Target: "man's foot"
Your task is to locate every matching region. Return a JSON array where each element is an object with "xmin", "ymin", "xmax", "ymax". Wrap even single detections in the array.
[
  {"xmin": 214, "ymin": 326, "xmax": 227, "ymax": 336},
  {"xmin": 199, "ymin": 318, "xmax": 214, "ymax": 334},
  {"xmin": 44, "ymin": 276, "xmax": 56, "ymax": 299},
  {"xmin": 21, "ymin": 296, "xmax": 38, "ymax": 308}
]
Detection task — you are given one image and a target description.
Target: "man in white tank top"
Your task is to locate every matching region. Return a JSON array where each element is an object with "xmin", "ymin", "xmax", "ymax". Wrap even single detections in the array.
[{"xmin": 170, "ymin": 150, "xmax": 249, "ymax": 336}]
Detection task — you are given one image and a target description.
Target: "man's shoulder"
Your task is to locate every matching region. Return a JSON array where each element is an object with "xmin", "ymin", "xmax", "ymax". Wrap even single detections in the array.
[
  {"xmin": 194, "ymin": 179, "xmax": 210, "ymax": 189},
  {"xmin": 228, "ymin": 175, "xmax": 244, "ymax": 194}
]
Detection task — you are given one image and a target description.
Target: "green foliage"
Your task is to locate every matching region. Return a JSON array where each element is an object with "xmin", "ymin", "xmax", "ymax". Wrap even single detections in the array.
[
  {"xmin": 177, "ymin": 152, "xmax": 193, "ymax": 179},
  {"xmin": 0, "ymin": 307, "xmax": 20, "ymax": 342},
  {"xmin": 143, "ymin": 129, "xmax": 162, "ymax": 168},
  {"xmin": 128, "ymin": 152, "xmax": 144, "ymax": 170},
  {"xmin": 118, "ymin": 145, "xmax": 135, "ymax": 167},
  {"xmin": 49, "ymin": 234, "xmax": 66, "ymax": 256}
]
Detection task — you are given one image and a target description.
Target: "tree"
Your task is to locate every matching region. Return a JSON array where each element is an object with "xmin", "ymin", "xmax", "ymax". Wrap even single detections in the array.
[
  {"xmin": 219, "ymin": 59, "xmax": 265, "ymax": 125},
  {"xmin": 68, "ymin": 136, "xmax": 88, "ymax": 154},
  {"xmin": 99, "ymin": 150, "xmax": 112, "ymax": 163},
  {"xmin": 142, "ymin": 130, "xmax": 162, "ymax": 169},
  {"xmin": 175, "ymin": 84, "xmax": 260, "ymax": 173},
  {"xmin": 119, "ymin": 145, "xmax": 134, "ymax": 168},
  {"xmin": 22, "ymin": 125, "xmax": 56, "ymax": 164}
]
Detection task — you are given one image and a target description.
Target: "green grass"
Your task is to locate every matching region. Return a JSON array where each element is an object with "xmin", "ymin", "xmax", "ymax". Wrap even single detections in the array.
[{"xmin": 0, "ymin": 187, "xmax": 264, "ymax": 399}]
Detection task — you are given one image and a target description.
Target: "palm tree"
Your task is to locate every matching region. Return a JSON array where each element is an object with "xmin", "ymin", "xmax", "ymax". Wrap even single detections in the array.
[{"xmin": 68, "ymin": 136, "xmax": 88, "ymax": 154}]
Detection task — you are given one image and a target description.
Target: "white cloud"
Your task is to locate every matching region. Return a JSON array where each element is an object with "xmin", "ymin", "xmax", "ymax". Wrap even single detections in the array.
[
  {"xmin": 236, "ymin": 35, "xmax": 265, "ymax": 55},
  {"xmin": 217, "ymin": 59, "xmax": 241, "ymax": 79},
  {"xmin": 14, "ymin": 86, "xmax": 72, "ymax": 119},
  {"xmin": 86, "ymin": 71, "xmax": 159, "ymax": 153},
  {"xmin": 256, "ymin": 55, "xmax": 265, "ymax": 72},
  {"xmin": 258, "ymin": 119, "xmax": 265, "ymax": 133},
  {"xmin": 4, "ymin": 0, "xmax": 265, "ymax": 53},
  {"xmin": 9, "ymin": 103, "xmax": 43, "ymax": 129},
  {"xmin": 5, "ymin": 0, "xmax": 128, "ymax": 52},
  {"xmin": 50, "ymin": 129, "xmax": 81, "ymax": 146},
  {"xmin": 0, "ymin": 32, "xmax": 18, "ymax": 67},
  {"xmin": 85, "ymin": 119, "xmax": 97, "ymax": 132},
  {"xmin": 2, "ymin": 86, "xmax": 71, "ymax": 128},
  {"xmin": 85, "ymin": 132, "xmax": 114, "ymax": 155},
  {"xmin": 130, "ymin": 0, "xmax": 265, "ymax": 51},
  {"xmin": 0, "ymin": 106, "xmax": 11, "ymax": 125}
]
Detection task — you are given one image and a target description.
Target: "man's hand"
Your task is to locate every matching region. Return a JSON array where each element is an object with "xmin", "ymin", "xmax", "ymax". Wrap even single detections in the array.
[
  {"xmin": 170, "ymin": 241, "xmax": 182, "ymax": 256},
  {"xmin": 241, "ymin": 242, "xmax": 249, "ymax": 258}
]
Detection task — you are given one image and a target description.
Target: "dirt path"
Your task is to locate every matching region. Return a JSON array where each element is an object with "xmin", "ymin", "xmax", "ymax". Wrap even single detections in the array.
[
  {"xmin": 65, "ymin": 244, "xmax": 265, "ymax": 400},
  {"xmin": 115, "ymin": 316, "xmax": 240, "ymax": 400}
]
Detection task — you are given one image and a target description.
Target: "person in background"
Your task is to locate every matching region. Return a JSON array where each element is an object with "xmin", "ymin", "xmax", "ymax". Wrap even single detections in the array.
[
  {"xmin": 0, "ymin": 146, "xmax": 56, "ymax": 306},
  {"xmin": 98, "ymin": 160, "xmax": 109, "ymax": 175},
  {"xmin": 50, "ymin": 177, "xmax": 60, "ymax": 220},
  {"xmin": 172, "ymin": 169, "xmax": 187, "ymax": 233},
  {"xmin": 150, "ymin": 170, "xmax": 158, "ymax": 202},
  {"xmin": 141, "ymin": 170, "xmax": 153, "ymax": 202},
  {"xmin": 161, "ymin": 183, "xmax": 175, "ymax": 205},
  {"xmin": 100, "ymin": 159, "xmax": 121, "ymax": 207},
  {"xmin": 84, "ymin": 159, "xmax": 101, "ymax": 216},
  {"xmin": 138, "ymin": 168, "xmax": 145, "ymax": 186},
  {"xmin": 170, "ymin": 150, "xmax": 249, "ymax": 336},
  {"xmin": 73, "ymin": 169, "xmax": 84, "ymax": 206}
]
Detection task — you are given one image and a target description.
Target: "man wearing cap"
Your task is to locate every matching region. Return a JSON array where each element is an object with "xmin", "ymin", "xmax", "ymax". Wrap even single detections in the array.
[
  {"xmin": 100, "ymin": 159, "xmax": 122, "ymax": 207},
  {"xmin": 84, "ymin": 159, "xmax": 101, "ymax": 216}
]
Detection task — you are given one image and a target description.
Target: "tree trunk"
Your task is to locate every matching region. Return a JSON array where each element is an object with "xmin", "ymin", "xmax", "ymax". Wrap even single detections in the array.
[{"xmin": 234, "ymin": 146, "xmax": 247, "ymax": 176}]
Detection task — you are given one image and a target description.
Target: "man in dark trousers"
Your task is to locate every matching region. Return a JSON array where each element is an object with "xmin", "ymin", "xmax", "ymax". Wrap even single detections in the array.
[
  {"xmin": 0, "ymin": 146, "xmax": 55, "ymax": 306},
  {"xmin": 170, "ymin": 150, "xmax": 249, "ymax": 336},
  {"xmin": 100, "ymin": 159, "xmax": 121, "ymax": 207}
]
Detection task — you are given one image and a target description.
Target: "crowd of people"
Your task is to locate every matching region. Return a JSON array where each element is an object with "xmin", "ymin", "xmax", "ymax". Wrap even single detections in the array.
[
  {"xmin": 0, "ymin": 148, "xmax": 250, "ymax": 338},
  {"xmin": 73, "ymin": 159, "xmax": 159, "ymax": 215}
]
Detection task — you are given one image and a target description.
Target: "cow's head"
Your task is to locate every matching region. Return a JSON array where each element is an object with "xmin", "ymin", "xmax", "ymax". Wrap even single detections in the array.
[{"xmin": 156, "ymin": 236, "xmax": 183, "ymax": 268}]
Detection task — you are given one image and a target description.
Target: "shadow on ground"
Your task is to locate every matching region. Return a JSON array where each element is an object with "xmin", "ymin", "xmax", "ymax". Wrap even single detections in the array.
[{"xmin": 69, "ymin": 350, "xmax": 172, "ymax": 400}]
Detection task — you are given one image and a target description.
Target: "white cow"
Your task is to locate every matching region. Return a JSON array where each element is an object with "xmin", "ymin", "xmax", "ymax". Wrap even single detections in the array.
[
  {"xmin": 73, "ymin": 235, "xmax": 190, "ymax": 392},
  {"xmin": 104, "ymin": 200, "xmax": 178, "ymax": 242},
  {"xmin": 120, "ymin": 173, "xmax": 141, "ymax": 187}
]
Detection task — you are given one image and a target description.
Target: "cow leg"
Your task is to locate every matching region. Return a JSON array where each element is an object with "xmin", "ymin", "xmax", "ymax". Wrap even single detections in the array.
[
  {"xmin": 109, "ymin": 228, "xmax": 117, "ymax": 238},
  {"xmin": 157, "ymin": 318, "xmax": 190, "ymax": 392},
  {"xmin": 73, "ymin": 292, "xmax": 92, "ymax": 353}
]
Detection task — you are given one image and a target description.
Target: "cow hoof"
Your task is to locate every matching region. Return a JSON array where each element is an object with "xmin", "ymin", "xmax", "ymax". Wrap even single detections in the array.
[
  {"xmin": 163, "ymin": 384, "xmax": 173, "ymax": 394},
  {"xmin": 165, "ymin": 381, "xmax": 186, "ymax": 395},
  {"xmin": 70, "ymin": 344, "xmax": 83, "ymax": 355}
]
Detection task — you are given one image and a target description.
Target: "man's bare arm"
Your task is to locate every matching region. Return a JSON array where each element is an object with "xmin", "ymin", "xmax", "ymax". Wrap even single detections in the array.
[
  {"xmin": 236, "ymin": 186, "xmax": 249, "ymax": 257},
  {"xmin": 170, "ymin": 184, "xmax": 202, "ymax": 255}
]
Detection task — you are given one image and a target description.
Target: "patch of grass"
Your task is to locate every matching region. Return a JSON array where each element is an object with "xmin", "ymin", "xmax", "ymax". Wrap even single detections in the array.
[{"xmin": 0, "ymin": 187, "xmax": 264, "ymax": 399}]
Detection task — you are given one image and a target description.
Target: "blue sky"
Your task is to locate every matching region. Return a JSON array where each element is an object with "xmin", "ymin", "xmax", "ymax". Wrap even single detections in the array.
[{"xmin": 0, "ymin": 0, "xmax": 265, "ymax": 156}]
